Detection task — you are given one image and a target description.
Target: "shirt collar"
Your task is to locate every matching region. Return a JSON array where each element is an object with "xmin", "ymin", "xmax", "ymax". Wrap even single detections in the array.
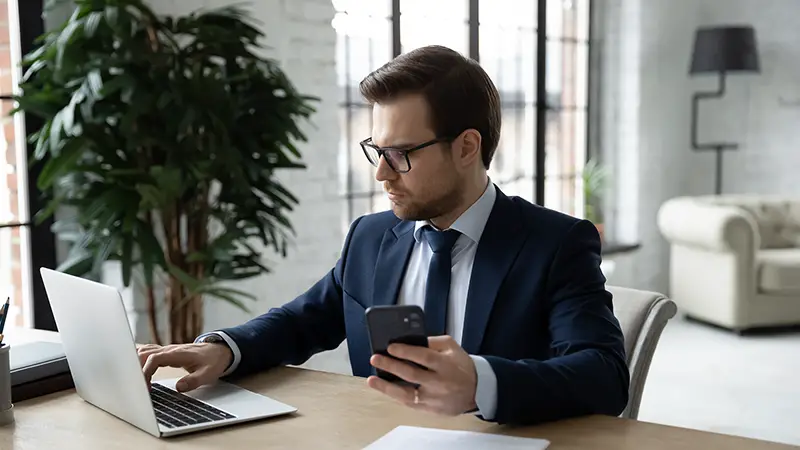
[{"xmin": 413, "ymin": 179, "xmax": 497, "ymax": 244}]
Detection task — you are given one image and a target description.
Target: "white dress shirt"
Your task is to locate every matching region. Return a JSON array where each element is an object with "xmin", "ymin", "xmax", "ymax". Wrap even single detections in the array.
[
  {"xmin": 398, "ymin": 180, "xmax": 498, "ymax": 418},
  {"xmin": 200, "ymin": 180, "xmax": 499, "ymax": 419}
]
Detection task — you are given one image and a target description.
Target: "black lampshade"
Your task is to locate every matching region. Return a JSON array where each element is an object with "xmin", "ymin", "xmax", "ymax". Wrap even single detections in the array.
[{"xmin": 689, "ymin": 26, "xmax": 760, "ymax": 74}]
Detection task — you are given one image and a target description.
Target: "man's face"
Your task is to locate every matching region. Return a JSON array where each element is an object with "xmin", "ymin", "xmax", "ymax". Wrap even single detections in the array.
[{"xmin": 370, "ymin": 94, "xmax": 462, "ymax": 222}]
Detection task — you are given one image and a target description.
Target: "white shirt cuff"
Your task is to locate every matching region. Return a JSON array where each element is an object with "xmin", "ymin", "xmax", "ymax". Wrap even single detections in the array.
[
  {"xmin": 469, "ymin": 355, "xmax": 498, "ymax": 420},
  {"xmin": 195, "ymin": 331, "xmax": 242, "ymax": 377}
]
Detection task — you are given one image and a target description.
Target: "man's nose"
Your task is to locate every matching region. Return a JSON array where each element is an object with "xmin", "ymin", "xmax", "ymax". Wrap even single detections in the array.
[{"xmin": 374, "ymin": 156, "xmax": 396, "ymax": 182}]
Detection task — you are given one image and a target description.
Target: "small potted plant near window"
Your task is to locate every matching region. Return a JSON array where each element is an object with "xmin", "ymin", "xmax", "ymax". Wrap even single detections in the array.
[{"xmin": 583, "ymin": 158, "xmax": 610, "ymax": 242}]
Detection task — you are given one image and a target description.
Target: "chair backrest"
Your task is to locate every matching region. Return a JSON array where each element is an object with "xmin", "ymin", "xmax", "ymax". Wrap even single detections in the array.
[{"xmin": 608, "ymin": 285, "xmax": 677, "ymax": 420}]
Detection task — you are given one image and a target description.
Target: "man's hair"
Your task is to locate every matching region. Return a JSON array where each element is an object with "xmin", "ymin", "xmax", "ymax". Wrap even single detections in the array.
[{"xmin": 359, "ymin": 45, "xmax": 501, "ymax": 169}]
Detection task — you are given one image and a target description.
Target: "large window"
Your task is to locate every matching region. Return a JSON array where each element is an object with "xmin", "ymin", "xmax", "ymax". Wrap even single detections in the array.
[
  {"xmin": 0, "ymin": 0, "xmax": 30, "ymax": 330},
  {"xmin": 0, "ymin": 0, "xmax": 58, "ymax": 331},
  {"xmin": 333, "ymin": 0, "xmax": 592, "ymax": 228}
]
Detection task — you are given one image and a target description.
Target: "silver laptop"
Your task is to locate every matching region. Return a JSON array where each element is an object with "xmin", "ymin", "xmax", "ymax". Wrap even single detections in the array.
[{"xmin": 40, "ymin": 267, "xmax": 297, "ymax": 438}]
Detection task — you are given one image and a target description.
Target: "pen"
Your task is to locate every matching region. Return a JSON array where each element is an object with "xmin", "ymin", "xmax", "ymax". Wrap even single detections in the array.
[{"xmin": 0, "ymin": 297, "xmax": 8, "ymax": 336}]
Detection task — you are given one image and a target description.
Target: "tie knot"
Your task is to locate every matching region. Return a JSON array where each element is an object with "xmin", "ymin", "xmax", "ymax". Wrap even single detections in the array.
[{"xmin": 423, "ymin": 227, "xmax": 461, "ymax": 253}]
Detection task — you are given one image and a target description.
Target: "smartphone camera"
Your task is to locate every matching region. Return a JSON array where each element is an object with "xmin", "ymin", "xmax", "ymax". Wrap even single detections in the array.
[
  {"xmin": 408, "ymin": 313, "xmax": 422, "ymax": 329},
  {"xmin": 403, "ymin": 316, "xmax": 422, "ymax": 330}
]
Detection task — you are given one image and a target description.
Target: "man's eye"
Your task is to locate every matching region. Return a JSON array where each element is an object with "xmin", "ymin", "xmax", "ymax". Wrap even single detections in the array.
[{"xmin": 386, "ymin": 150, "xmax": 404, "ymax": 159}]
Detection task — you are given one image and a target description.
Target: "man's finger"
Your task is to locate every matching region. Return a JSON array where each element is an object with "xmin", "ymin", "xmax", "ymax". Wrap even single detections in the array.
[
  {"xmin": 142, "ymin": 349, "xmax": 193, "ymax": 385},
  {"xmin": 426, "ymin": 335, "xmax": 457, "ymax": 351},
  {"xmin": 366, "ymin": 376, "xmax": 417, "ymax": 406},
  {"xmin": 137, "ymin": 344, "xmax": 160, "ymax": 352},
  {"xmin": 370, "ymin": 354, "xmax": 436, "ymax": 385},
  {"xmin": 366, "ymin": 377, "xmax": 443, "ymax": 415},
  {"xmin": 175, "ymin": 366, "xmax": 214, "ymax": 393},
  {"xmin": 386, "ymin": 344, "xmax": 444, "ymax": 372},
  {"xmin": 136, "ymin": 345, "xmax": 163, "ymax": 367}
]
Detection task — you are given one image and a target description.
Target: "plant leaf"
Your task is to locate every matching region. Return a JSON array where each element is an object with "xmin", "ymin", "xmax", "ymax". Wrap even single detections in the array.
[
  {"xmin": 57, "ymin": 249, "xmax": 93, "ymax": 276},
  {"xmin": 167, "ymin": 264, "xmax": 202, "ymax": 291},
  {"xmin": 121, "ymin": 233, "xmax": 133, "ymax": 286},
  {"xmin": 84, "ymin": 11, "xmax": 103, "ymax": 38},
  {"xmin": 202, "ymin": 288, "xmax": 252, "ymax": 314}
]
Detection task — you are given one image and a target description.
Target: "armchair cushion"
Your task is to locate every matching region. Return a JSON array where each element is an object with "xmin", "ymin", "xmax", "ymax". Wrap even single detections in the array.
[
  {"xmin": 657, "ymin": 197, "xmax": 758, "ymax": 252},
  {"xmin": 712, "ymin": 197, "xmax": 800, "ymax": 249},
  {"xmin": 756, "ymin": 249, "xmax": 800, "ymax": 294}
]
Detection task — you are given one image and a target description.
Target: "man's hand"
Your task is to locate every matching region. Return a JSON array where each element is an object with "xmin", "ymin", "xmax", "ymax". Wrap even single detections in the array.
[
  {"xmin": 137, "ymin": 343, "xmax": 233, "ymax": 393},
  {"xmin": 367, "ymin": 335, "xmax": 478, "ymax": 416}
]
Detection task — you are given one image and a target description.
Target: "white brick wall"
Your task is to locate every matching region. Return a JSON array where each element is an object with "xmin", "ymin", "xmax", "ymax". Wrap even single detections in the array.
[
  {"xmin": 110, "ymin": 0, "xmax": 348, "ymax": 372},
  {"xmin": 597, "ymin": 0, "xmax": 800, "ymax": 294}
]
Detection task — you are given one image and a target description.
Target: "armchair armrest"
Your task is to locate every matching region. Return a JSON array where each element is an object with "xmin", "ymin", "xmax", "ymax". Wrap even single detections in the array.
[{"xmin": 657, "ymin": 197, "xmax": 759, "ymax": 253}]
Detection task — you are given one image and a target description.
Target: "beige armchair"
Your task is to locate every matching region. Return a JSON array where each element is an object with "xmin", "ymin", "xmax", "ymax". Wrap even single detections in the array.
[
  {"xmin": 658, "ymin": 195, "xmax": 800, "ymax": 332},
  {"xmin": 610, "ymin": 285, "xmax": 677, "ymax": 420}
]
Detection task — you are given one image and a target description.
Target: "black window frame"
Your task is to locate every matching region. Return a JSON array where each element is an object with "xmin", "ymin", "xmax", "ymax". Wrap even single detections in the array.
[
  {"xmin": 3, "ymin": 0, "xmax": 59, "ymax": 331},
  {"xmin": 337, "ymin": 0, "xmax": 594, "ymax": 221}
]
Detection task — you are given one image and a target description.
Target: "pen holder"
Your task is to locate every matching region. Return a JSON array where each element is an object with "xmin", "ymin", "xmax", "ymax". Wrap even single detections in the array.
[{"xmin": 0, "ymin": 344, "xmax": 13, "ymax": 426}]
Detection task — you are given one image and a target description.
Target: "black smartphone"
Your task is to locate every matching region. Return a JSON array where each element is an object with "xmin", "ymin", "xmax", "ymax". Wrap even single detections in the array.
[{"xmin": 365, "ymin": 305, "xmax": 429, "ymax": 386}]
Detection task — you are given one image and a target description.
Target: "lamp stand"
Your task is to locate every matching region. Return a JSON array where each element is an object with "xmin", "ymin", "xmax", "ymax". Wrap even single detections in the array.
[{"xmin": 691, "ymin": 71, "xmax": 739, "ymax": 195}]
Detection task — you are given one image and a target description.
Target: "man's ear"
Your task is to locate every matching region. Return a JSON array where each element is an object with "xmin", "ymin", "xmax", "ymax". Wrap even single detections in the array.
[{"xmin": 456, "ymin": 129, "xmax": 482, "ymax": 167}]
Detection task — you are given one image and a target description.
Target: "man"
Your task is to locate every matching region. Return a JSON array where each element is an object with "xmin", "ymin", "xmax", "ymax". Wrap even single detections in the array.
[{"xmin": 138, "ymin": 45, "xmax": 629, "ymax": 426}]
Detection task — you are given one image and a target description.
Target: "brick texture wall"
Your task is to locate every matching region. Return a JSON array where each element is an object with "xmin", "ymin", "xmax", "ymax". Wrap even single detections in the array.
[{"xmin": 596, "ymin": 0, "xmax": 800, "ymax": 294}]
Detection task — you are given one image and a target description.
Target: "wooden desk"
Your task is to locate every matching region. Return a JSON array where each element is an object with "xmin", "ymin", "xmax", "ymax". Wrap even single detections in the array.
[
  {"xmin": 0, "ymin": 329, "xmax": 796, "ymax": 449},
  {"xmin": 0, "ymin": 363, "xmax": 797, "ymax": 450}
]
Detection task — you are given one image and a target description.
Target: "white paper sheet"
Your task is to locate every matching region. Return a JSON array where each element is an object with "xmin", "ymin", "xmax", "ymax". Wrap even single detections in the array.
[{"xmin": 364, "ymin": 426, "xmax": 550, "ymax": 450}]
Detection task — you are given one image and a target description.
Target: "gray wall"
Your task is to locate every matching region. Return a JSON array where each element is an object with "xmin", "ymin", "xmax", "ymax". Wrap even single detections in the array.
[{"xmin": 596, "ymin": 0, "xmax": 800, "ymax": 294}]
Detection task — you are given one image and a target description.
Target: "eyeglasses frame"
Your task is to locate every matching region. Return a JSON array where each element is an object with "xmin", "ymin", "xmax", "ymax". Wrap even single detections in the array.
[{"xmin": 359, "ymin": 136, "xmax": 454, "ymax": 173}]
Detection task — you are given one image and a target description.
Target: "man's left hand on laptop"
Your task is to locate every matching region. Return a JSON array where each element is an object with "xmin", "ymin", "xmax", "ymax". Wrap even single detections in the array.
[{"xmin": 367, "ymin": 335, "xmax": 478, "ymax": 416}]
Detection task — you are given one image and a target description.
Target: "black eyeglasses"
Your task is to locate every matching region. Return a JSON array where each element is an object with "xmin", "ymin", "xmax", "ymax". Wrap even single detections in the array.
[{"xmin": 360, "ymin": 137, "xmax": 453, "ymax": 173}]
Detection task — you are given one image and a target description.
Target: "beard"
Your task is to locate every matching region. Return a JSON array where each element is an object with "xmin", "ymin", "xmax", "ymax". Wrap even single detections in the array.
[{"xmin": 390, "ymin": 185, "xmax": 462, "ymax": 222}]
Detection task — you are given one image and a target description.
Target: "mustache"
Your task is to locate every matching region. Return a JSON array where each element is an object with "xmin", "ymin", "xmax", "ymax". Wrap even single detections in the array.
[{"xmin": 383, "ymin": 183, "xmax": 402, "ymax": 194}]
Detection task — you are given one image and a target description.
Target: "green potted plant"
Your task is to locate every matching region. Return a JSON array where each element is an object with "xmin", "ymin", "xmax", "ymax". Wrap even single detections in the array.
[
  {"xmin": 583, "ymin": 158, "xmax": 610, "ymax": 241},
  {"xmin": 13, "ymin": 0, "xmax": 317, "ymax": 344}
]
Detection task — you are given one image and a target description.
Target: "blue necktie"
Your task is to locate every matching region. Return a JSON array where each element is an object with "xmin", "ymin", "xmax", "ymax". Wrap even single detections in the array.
[{"xmin": 422, "ymin": 227, "xmax": 461, "ymax": 336}]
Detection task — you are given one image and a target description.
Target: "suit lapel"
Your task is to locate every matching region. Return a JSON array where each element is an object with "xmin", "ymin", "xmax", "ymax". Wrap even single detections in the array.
[
  {"xmin": 372, "ymin": 220, "xmax": 416, "ymax": 307},
  {"xmin": 461, "ymin": 189, "xmax": 526, "ymax": 355}
]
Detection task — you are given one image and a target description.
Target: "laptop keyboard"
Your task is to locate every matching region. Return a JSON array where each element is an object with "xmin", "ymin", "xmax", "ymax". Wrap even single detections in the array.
[{"xmin": 150, "ymin": 383, "xmax": 236, "ymax": 428}]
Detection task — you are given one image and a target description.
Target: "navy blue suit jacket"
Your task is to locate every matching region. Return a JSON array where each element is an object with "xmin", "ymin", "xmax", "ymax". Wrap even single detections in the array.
[{"xmin": 220, "ymin": 187, "xmax": 630, "ymax": 425}]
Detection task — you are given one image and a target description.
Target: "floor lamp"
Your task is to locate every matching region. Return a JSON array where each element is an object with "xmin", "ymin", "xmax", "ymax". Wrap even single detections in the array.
[{"xmin": 689, "ymin": 26, "xmax": 760, "ymax": 195}]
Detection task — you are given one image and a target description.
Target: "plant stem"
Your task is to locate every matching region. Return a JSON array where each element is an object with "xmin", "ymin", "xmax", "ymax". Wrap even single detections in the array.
[
  {"xmin": 193, "ymin": 186, "xmax": 209, "ymax": 339},
  {"xmin": 144, "ymin": 211, "xmax": 162, "ymax": 345},
  {"xmin": 164, "ymin": 203, "xmax": 186, "ymax": 343},
  {"xmin": 146, "ymin": 283, "xmax": 162, "ymax": 346},
  {"xmin": 186, "ymin": 211, "xmax": 197, "ymax": 343}
]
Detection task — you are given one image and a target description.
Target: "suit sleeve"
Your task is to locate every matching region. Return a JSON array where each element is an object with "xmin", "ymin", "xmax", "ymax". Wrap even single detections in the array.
[
  {"xmin": 482, "ymin": 219, "xmax": 630, "ymax": 425},
  {"xmin": 216, "ymin": 216, "xmax": 363, "ymax": 378}
]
